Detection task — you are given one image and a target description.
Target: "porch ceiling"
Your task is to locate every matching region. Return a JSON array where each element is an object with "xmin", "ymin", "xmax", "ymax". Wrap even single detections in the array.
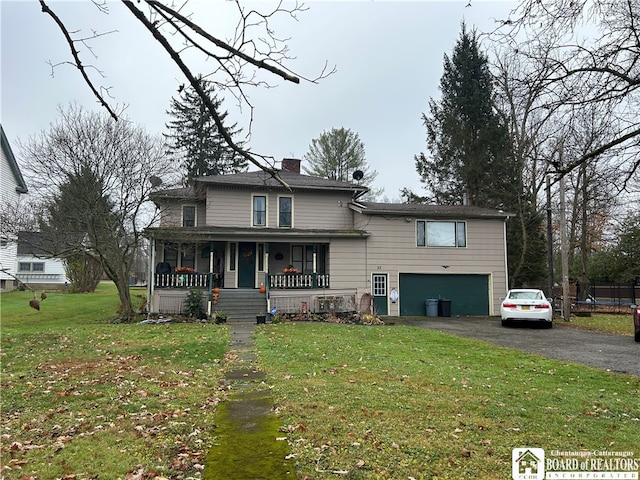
[{"xmin": 145, "ymin": 226, "xmax": 370, "ymax": 241}]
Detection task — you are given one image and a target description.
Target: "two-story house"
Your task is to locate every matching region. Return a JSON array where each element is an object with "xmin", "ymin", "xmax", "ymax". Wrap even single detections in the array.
[
  {"xmin": 146, "ymin": 158, "xmax": 510, "ymax": 319},
  {"xmin": 0, "ymin": 125, "xmax": 29, "ymax": 291}
]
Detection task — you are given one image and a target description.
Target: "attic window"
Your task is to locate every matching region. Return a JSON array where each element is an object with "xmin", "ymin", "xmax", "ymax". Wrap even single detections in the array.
[{"xmin": 182, "ymin": 206, "xmax": 196, "ymax": 227}]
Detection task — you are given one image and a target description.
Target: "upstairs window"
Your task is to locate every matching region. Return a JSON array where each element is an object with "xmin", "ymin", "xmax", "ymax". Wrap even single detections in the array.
[
  {"xmin": 253, "ymin": 195, "xmax": 267, "ymax": 226},
  {"xmin": 417, "ymin": 221, "xmax": 466, "ymax": 248},
  {"xmin": 182, "ymin": 205, "xmax": 196, "ymax": 227},
  {"xmin": 278, "ymin": 196, "xmax": 292, "ymax": 228}
]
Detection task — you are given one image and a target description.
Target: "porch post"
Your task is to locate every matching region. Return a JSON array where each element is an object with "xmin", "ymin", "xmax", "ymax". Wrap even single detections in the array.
[
  {"xmin": 207, "ymin": 242, "xmax": 214, "ymax": 317},
  {"xmin": 312, "ymin": 244, "xmax": 318, "ymax": 288},
  {"xmin": 265, "ymin": 242, "xmax": 271, "ymax": 313},
  {"xmin": 148, "ymin": 238, "xmax": 156, "ymax": 314}
]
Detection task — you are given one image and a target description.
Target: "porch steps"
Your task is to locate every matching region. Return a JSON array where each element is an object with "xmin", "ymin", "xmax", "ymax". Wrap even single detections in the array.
[{"xmin": 213, "ymin": 289, "xmax": 267, "ymax": 323}]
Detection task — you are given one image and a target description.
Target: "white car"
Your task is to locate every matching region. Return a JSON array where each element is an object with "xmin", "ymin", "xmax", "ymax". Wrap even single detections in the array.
[{"xmin": 501, "ymin": 289, "xmax": 553, "ymax": 328}]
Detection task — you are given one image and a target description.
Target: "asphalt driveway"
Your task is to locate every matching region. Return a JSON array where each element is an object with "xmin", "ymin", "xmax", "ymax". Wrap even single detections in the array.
[{"xmin": 394, "ymin": 317, "xmax": 639, "ymax": 376}]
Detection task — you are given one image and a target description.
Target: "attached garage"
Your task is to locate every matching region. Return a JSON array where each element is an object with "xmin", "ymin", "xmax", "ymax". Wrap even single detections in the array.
[{"xmin": 399, "ymin": 273, "xmax": 490, "ymax": 316}]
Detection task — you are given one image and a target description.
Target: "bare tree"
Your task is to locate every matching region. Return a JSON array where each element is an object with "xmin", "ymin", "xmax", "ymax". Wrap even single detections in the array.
[
  {"xmin": 492, "ymin": 0, "xmax": 640, "ymax": 187},
  {"xmin": 39, "ymin": 0, "xmax": 333, "ymax": 187},
  {"xmin": 18, "ymin": 104, "xmax": 175, "ymax": 320}
]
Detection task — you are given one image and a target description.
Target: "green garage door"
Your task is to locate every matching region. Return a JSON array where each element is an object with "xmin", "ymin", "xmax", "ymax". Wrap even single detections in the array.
[{"xmin": 399, "ymin": 273, "xmax": 489, "ymax": 316}]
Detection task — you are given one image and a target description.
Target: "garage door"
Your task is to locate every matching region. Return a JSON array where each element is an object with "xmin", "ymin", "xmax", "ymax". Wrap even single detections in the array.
[{"xmin": 399, "ymin": 273, "xmax": 489, "ymax": 316}]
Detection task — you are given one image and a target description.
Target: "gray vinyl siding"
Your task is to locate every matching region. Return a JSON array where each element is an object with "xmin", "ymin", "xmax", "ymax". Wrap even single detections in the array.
[
  {"xmin": 205, "ymin": 187, "xmax": 354, "ymax": 229},
  {"xmin": 326, "ymin": 237, "xmax": 368, "ymax": 291},
  {"xmin": 159, "ymin": 201, "xmax": 205, "ymax": 227},
  {"xmin": 359, "ymin": 215, "xmax": 507, "ymax": 315}
]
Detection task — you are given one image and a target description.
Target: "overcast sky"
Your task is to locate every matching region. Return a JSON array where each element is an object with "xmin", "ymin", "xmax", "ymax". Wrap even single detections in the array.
[{"xmin": 1, "ymin": 1, "xmax": 517, "ymax": 200}]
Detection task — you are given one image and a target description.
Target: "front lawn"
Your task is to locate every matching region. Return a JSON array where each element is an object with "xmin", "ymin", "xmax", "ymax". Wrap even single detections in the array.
[
  {"xmin": 256, "ymin": 322, "xmax": 640, "ymax": 479},
  {"xmin": 1, "ymin": 283, "xmax": 230, "ymax": 479}
]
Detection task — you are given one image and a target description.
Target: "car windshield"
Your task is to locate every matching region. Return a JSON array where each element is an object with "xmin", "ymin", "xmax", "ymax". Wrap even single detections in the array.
[{"xmin": 509, "ymin": 291, "xmax": 543, "ymax": 300}]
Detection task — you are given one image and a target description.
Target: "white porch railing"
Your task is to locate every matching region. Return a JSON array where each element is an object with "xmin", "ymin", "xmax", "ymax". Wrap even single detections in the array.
[
  {"xmin": 268, "ymin": 273, "xmax": 330, "ymax": 289},
  {"xmin": 154, "ymin": 273, "xmax": 209, "ymax": 289}
]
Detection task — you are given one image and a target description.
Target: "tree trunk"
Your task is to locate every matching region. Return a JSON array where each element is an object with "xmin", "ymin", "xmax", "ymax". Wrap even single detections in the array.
[{"xmin": 113, "ymin": 273, "xmax": 135, "ymax": 320}]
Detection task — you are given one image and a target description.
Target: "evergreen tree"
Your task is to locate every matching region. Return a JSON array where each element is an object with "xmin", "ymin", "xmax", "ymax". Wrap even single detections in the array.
[
  {"xmin": 38, "ymin": 166, "xmax": 112, "ymax": 293},
  {"xmin": 415, "ymin": 24, "xmax": 546, "ymax": 287},
  {"xmin": 415, "ymin": 23, "xmax": 516, "ymax": 208},
  {"xmin": 303, "ymin": 127, "xmax": 380, "ymax": 198},
  {"xmin": 165, "ymin": 76, "xmax": 247, "ymax": 185}
]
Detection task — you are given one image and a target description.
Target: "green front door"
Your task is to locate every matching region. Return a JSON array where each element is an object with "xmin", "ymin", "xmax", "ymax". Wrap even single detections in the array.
[
  {"xmin": 372, "ymin": 273, "xmax": 388, "ymax": 315},
  {"xmin": 238, "ymin": 242, "xmax": 256, "ymax": 288}
]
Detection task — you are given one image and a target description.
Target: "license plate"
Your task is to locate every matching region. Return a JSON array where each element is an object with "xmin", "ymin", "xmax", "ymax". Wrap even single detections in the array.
[{"xmin": 521, "ymin": 306, "xmax": 531, "ymax": 311}]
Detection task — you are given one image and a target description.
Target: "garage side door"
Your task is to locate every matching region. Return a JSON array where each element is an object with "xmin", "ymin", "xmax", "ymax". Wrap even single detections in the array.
[{"xmin": 399, "ymin": 273, "xmax": 489, "ymax": 316}]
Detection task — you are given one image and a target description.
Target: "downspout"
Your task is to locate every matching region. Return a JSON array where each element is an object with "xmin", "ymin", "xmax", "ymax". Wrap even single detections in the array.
[{"xmin": 503, "ymin": 216, "xmax": 510, "ymax": 291}]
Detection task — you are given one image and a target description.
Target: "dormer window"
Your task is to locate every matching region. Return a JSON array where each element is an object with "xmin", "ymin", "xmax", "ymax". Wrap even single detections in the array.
[
  {"xmin": 182, "ymin": 205, "xmax": 196, "ymax": 227},
  {"xmin": 253, "ymin": 195, "xmax": 267, "ymax": 226}
]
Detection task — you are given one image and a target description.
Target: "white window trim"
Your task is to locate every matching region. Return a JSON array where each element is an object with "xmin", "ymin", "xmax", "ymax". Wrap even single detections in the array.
[
  {"xmin": 277, "ymin": 195, "xmax": 294, "ymax": 228},
  {"xmin": 251, "ymin": 194, "xmax": 268, "ymax": 227}
]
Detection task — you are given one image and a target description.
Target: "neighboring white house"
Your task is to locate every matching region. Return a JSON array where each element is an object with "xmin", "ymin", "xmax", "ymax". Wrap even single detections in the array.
[
  {"xmin": 0, "ymin": 125, "xmax": 29, "ymax": 291},
  {"xmin": 16, "ymin": 232, "xmax": 70, "ymax": 290}
]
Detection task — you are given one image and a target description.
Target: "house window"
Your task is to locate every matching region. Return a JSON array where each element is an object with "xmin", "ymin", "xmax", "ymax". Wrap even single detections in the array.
[
  {"xmin": 417, "ymin": 221, "xmax": 466, "ymax": 247},
  {"xmin": 182, "ymin": 205, "xmax": 196, "ymax": 227},
  {"xmin": 290, "ymin": 245, "xmax": 326, "ymax": 274},
  {"xmin": 253, "ymin": 195, "xmax": 267, "ymax": 226},
  {"xmin": 180, "ymin": 244, "xmax": 195, "ymax": 270},
  {"xmin": 18, "ymin": 262, "xmax": 45, "ymax": 272},
  {"xmin": 372, "ymin": 273, "xmax": 387, "ymax": 297},
  {"xmin": 278, "ymin": 196, "xmax": 292, "ymax": 228}
]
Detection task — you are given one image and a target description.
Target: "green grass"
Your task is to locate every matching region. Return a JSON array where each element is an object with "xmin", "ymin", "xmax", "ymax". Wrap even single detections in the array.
[
  {"xmin": 1, "ymin": 282, "xmax": 230, "ymax": 479},
  {"xmin": 2, "ymin": 285, "xmax": 638, "ymax": 479},
  {"xmin": 559, "ymin": 313, "xmax": 636, "ymax": 336},
  {"xmin": 256, "ymin": 322, "xmax": 640, "ymax": 479}
]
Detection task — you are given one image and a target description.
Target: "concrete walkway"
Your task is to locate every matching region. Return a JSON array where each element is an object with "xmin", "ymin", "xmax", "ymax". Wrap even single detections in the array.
[{"xmin": 203, "ymin": 321, "xmax": 296, "ymax": 479}]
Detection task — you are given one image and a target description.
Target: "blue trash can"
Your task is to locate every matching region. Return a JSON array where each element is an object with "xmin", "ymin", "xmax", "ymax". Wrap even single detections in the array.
[{"xmin": 425, "ymin": 299, "xmax": 438, "ymax": 317}]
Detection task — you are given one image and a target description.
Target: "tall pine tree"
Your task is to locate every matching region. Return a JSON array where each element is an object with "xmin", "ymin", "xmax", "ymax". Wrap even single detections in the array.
[
  {"xmin": 415, "ymin": 24, "xmax": 516, "ymax": 208},
  {"xmin": 415, "ymin": 24, "xmax": 546, "ymax": 287},
  {"xmin": 165, "ymin": 76, "xmax": 247, "ymax": 185}
]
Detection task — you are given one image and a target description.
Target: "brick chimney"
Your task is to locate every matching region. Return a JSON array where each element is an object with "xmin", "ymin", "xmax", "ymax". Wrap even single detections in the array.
[{"xmin": 281, "ymin": 158, "xmax": 301, "ymax": 173}]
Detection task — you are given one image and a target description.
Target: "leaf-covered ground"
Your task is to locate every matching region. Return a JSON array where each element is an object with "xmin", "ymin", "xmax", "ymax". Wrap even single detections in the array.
[
  {"xmin": 256, "ymin": 322, "xmax": 640, "ymax": 479},
  {"xmin": 1, "ymin": 287, "xmax": 230, "ymax": 479}
]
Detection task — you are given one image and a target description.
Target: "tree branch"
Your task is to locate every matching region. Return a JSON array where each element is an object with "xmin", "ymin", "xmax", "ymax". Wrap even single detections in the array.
[
  {"xmin": 121, "ymin": 1, "xmax": 291, "ymax": 190},
  {"xmin": 39, "ymin": 0, "xmax": 119, "ymax": 121}
]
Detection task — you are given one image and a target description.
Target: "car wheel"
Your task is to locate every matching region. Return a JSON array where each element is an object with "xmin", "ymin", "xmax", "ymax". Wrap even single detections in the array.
[
  {"xmin": 501, "ymin": 319, "xmax": 509, "ymax": 327},
  {"xmin": 635, "ymin": 331, "xmax": 640, "ymax": 343},
  {"xmin": 546, "ymin": 322, "xmax": 553, "ymax": 329}
]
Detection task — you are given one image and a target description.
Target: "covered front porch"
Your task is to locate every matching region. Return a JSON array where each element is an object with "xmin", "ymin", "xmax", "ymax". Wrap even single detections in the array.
[{"xmin": 147, "ymin": 235, "xmax": 333, "ymax": 315}]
